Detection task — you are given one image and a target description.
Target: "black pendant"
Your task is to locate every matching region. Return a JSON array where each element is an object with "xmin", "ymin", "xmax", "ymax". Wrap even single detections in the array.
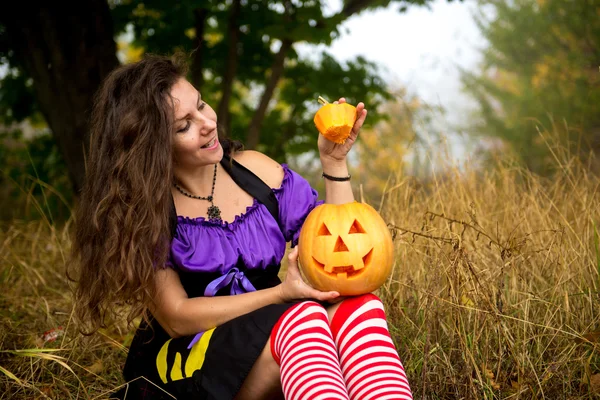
[{"xmin": 207, "ymin": 204, "xmax": 222, "ymax": 220}]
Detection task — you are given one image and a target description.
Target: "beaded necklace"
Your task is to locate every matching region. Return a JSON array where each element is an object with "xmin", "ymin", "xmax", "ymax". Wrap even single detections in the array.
[{"xmin": 173, "ymin": 164, "xmax": 221, "ymax": 220}]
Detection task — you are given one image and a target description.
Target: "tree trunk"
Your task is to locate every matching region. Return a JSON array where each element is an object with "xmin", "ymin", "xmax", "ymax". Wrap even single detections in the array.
[
  {"xmin": 216, "ymin": 0, "xmax": 242, "ymax": 138},
  {"xmin": 0, "ymin": 1, "xmax": 120, "ymax": 194},
  {"xmin": 244, "ymin": 0, "xmax": 381, "ymax": 150},
  {"xmin": 190, "ymin": 7, "xmax": 209, "ymax": 91},
  {"xmin": 268, "ymin": 104, "xmax": 298, "ymax": 160},
  {"xmin": 245, "ymin": 38, "xmax": 293, "ymax": 150},
  {"xmin": 342, "ymin": 0, "xmax": 387, "ymax": 17}
]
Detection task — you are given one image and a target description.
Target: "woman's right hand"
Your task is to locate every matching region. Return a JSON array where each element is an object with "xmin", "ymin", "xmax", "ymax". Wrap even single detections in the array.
[{"xmin": 278, "ymin": 246, "xmax": 340, "ymax": 303}]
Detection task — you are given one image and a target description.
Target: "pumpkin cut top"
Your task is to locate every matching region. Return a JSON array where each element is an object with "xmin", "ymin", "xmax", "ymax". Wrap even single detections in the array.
[{"xmin": 166, "ymin": 164, "xmax": 323, "ymax": 290}]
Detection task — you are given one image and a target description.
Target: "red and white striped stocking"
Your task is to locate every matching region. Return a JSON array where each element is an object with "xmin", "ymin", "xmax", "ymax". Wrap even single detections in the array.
[
  {"xmin": 330, "ymin": 294, "xmax": 413, "ymax": 400},
  {"xmin": 271, "ymin": 301, "xmax": 350, "ymax": 400}
]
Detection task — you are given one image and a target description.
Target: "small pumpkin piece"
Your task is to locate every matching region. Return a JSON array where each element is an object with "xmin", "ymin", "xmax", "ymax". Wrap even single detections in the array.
[{"xmin": 313, "ymin": 96, "xmax": 358, "ymax": 144}]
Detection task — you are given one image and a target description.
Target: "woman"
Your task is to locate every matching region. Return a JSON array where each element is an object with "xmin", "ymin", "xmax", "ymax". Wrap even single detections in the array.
[{"xmin": 70, "ymin": 53, "xmax": 412, "ymax": 400}]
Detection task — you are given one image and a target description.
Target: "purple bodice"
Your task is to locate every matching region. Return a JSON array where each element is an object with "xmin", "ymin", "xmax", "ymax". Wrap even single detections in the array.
[{"xmin": 167, "ymin": 164, "xmax": 323, "ymax": 297}]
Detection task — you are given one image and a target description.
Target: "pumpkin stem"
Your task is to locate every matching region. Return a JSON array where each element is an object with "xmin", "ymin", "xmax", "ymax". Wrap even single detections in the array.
[{"xmin": 317, "ymin": 96, "xmax": 329, "ymax": 105}]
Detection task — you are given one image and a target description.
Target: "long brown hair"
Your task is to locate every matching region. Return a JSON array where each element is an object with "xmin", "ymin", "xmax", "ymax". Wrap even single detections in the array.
[{"xmin": 69, "ymin": 53, "xmax": 188, "ymax": 334}]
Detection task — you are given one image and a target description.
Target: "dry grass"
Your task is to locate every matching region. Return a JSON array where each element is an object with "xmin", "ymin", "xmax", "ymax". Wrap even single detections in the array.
[
  {"xmin": 2, "ymin": 140, "xmax": 600, "ymax": 399},
  {"xmin": 376, "ymin": 140, "xmax": 600, "ymax": 399},
  {"xmin": 0, "ymin": 218, "xmax": 134, "ymax": 399}
]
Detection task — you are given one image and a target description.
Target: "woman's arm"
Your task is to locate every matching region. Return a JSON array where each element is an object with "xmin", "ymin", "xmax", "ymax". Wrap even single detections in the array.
[
  {"xmin": 149, "ymin": 268, "xmax": 281, "ymax": 337},
  {"xmin": 318, "ymin": 98, "xmax": 367, "ymax": 205},
  {"xmin": 150, "ymin": 247, "xmax": 339, "ymax": 338},
  {"xmin": 320, "ymin": 160, "xmax": 354, "ymax": 204}
]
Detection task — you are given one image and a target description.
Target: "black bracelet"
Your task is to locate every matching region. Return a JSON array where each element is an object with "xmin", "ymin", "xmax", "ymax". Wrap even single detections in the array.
[{"xmin": 322, "ymin": 172, "xmax": 351, "ymax": 182}]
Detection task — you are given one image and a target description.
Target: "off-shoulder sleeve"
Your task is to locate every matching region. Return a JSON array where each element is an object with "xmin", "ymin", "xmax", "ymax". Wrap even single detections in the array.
[{"xmin": 274, "ymin": 164, "xmax": 324, "ymax": 247}]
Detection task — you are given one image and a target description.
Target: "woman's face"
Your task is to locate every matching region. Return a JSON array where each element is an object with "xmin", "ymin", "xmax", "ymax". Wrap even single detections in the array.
[{"xmin": 170, "ymin": 78, "xmax": 222, "ymax": 169}]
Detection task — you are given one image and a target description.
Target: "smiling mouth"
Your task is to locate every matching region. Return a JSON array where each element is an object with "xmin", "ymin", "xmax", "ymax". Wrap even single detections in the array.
[
  {"xmin": 311, "ymin": 249, "xmax": 373, "ymax": 279},
  {"xmin": 201, "ymin": 137, "xmax": 217, "ymax": 149}
]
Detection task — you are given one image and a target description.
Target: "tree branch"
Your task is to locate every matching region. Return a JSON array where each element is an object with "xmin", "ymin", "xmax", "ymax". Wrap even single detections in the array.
[
  {"xmin": 341, "ymin": 0, "xmax": 383, "ymax": 17},
  {"xmin": 245, "ymin": 1, "xmax": 296, "ymax": 149},
  {"xmin": 245, "ymin": 38, "xmax": 293, "ymax": 150},
  {"xmin": 190, "ymin": 7, "xmax": 209, "ymax": 91},
  {"xmin": 268, "ymin": 104, "xmax": 298, "ymax": 160},
  {"xmin": 216, "ymin": 0, "xmax": 241, "ymax": 138}
]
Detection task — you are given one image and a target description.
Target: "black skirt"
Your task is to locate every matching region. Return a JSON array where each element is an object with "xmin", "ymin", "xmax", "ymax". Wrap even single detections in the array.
[
  {"xmin": 111, "ymin": 303, "xmax": 294, "ymax": 400},
  {"xmin": 110, "ymin": 267, "xmax": 294, "ymax": 400}
]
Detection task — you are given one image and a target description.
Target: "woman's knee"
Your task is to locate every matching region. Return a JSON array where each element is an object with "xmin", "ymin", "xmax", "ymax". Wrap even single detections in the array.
[
  {"xmin": 340, "ymin": 293, "xmax": 382, "ymax": 309},
  {"xmin": 270, "ymin": 301, "xmax": 330, "ymax": 364},
  {"xmin": 327, "ymin": 293, "xmax": 383, "ymax": 319},
  {"xmin": 328, "ymin": 293, "xmax": 385, "ymax": 336}
]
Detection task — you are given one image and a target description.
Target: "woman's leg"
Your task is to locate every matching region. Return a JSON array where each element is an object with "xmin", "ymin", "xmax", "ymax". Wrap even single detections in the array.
[
  {"xmin": 328, "ymin": 294, "xmax": 413, "ymax": 400},
  {"xmin": 236, "ymin": 301, "xmax": 350, "ymax": 400},
  {"xmin": 235, "ymin": 342, "xmax": 284, "ymax": 400},
  {"xmin": 271, "ymin": 301, "xmax": 350, "ymax": 400}
]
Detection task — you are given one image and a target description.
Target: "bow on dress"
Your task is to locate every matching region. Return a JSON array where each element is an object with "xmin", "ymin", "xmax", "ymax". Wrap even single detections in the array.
[{"xmin": 187, "ymin": 267, "xmax": 257, "ymax": 349}]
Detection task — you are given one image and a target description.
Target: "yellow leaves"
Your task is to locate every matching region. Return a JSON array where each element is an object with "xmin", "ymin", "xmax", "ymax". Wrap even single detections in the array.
[
  {"xmin": 494, "ymin": 70, "xmax": 521, "ymax": 96},
  {"xmin": 581, "ymin": 372, "xmax": 600, "ymax": 394},
  {"xmin": 132, "ymin": 3, "xmax": 162, "ymax": 19},
  {"xmin": 360, "ymin": 129, "xmax": 378, "ymax": 148},
  {"xmin": 576, "ymin": 330, "xmax": 600, "ymax": 344},
  {"xmin": 481, "ymin": 364, "xmax": 501, "ymax": 391},
  {"xmin": 85, "ymin": 359, "xmax": 104, "ymax": 376},
  {"xmin": 532, "ymin": 62, "xmax": 550, "ymax": 89},
  {"xmin": 117, "ymin": 40, "xmax": 144, "ymax": 64},
  {"xmin": 407, "ymin": 97, "xmax": 421, "ymax": 109},
  {"xmin": 185, "ymin": 28, "xmax": 196, "ymax": 40},
  {"xmin": 589, "ymin": 374, "xmax": 600, "ymax": 394},
  {"xmin": 206, "ymin": 32, "xmax": 223, "ymax": 47},
  {"xmin": 354, "ymin": 93, "xmax": 420, "ymax": 203},
  {"xmin": 460, "ymin": 294, "xmax": 475, "ymax": 307},
  {"xmin": 531, "ymin": 54, "xmax": 583, "ymax": 95}
]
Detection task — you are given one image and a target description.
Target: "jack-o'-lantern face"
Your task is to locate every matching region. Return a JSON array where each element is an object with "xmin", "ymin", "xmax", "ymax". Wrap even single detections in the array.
[
  {"xmin": 311, "ymin": 218, "xmax": 373, "ymax": 279},
  {"xmin": 298, "ymin": 202, "xmax": 394, "ymax": 296}
]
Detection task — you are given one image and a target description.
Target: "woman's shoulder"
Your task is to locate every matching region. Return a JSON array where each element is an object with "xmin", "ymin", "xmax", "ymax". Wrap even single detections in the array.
[{"xmin": 231, "ymin": 150, "xmax": 285, "ymax": 189}]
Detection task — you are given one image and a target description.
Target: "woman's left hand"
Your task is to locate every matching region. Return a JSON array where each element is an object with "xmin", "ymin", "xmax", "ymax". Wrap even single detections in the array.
[{"xmin": 318, "ymin": 98, "xmax": 367, "ymax": 163}]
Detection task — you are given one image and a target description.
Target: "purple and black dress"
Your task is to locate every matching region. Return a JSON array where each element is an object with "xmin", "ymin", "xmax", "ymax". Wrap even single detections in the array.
[{"xmin": 115, "ymin": 159, "xmax": 322, "ymax": 400}]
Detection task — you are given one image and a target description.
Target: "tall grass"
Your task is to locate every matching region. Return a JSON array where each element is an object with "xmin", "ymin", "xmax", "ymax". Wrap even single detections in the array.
[
  {"xmin": 378, "ymin": 137, "xmax": 600, "ymax": 399},
  {"xmin": 1, "ymin": 138, "xmax": 600, "ymax": 399}
]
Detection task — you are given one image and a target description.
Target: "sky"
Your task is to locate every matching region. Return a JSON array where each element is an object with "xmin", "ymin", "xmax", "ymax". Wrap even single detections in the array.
[{"xmin": 297, "ymin": 0, "xmax": 488, "ymax": 159}]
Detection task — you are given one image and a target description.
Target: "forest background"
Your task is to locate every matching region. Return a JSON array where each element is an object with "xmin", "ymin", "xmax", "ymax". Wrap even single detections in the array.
[{"xmin": 1, "ymin": 0, "xmax": 599, "ymax": 398}]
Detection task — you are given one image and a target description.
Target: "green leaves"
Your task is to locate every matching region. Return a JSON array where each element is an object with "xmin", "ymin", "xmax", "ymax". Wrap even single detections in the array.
[
  {"xmin": 261, "ymin": 52, "xmax": 392, "ymax": 160},
  {"xmin": 0, "ymin": 0, "xmax": 458, "ymax": 194},
  {"xmin": 0, "ymin": 72, "xmax": 37, "ymax": 124},
  {"xmin": 461, "ymin": 0, "xmax": 600, "ymax": 174},
  {"xmin": 111, "ymin": 0, "xmax": 434, "ymax": 155}
]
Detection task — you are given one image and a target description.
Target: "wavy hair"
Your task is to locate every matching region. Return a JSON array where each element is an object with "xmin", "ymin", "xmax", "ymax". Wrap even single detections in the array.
[{"xmin": 69, "ymin": 53, "xmax": 241, "ymax": 334}]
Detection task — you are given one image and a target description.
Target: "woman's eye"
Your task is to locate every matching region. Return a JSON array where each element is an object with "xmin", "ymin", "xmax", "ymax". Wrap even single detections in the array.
[
  {"xmin": 176, "ymin": 103, "xmax": 206, "ymax": 133},
  {"xmin": 177, "ymin": 120, "xmax": 191, "ymax": 133}
]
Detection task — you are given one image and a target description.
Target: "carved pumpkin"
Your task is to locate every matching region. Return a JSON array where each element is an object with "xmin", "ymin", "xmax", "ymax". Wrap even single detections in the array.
[
  {"xmin": 298, "ymin": 201, "xmax": 394, "ymax": 296},
  {"xmin": 313, "ymin": 96, "xmax": 357, "ymax": 144}
]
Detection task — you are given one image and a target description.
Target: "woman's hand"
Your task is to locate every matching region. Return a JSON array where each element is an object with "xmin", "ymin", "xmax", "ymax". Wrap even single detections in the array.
[
  {"xmin": 318, "ymin": 98, "xmax": 368, "ymax": 164},
  {"xmin": 278, "ymin": 247, "xmax": 340, "ymax": 303}
]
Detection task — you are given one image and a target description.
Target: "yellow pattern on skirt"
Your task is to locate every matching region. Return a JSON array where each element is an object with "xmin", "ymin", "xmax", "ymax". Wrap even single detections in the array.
[{"xmin": 156, "ymin": 328, "xmax": 215, "ymax": 384}]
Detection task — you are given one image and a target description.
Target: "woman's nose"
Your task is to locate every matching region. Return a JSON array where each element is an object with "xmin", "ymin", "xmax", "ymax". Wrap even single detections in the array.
[{"xmin": 195, "ymin": 112, "xmax": 217, "ymax": 134}]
